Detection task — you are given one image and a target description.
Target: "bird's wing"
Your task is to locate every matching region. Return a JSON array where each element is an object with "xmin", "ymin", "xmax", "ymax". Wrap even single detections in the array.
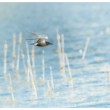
[
  {"xmin": 31, "ymin": 32, "xmax": 48, "ymax": 39},
  {"xmin": 38, "ymin": 35, "xmax": 48, "ymax": 40},
  {"xmin": 31, "ymin": 32, "xmax": 40, "ymax": 36},
  {"xmin": 29, "ymin": 32, "xmax": 48, "ymax": 43}
]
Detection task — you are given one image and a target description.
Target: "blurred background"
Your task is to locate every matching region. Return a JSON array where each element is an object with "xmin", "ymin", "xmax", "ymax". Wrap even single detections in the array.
[{"xmin": 1, "ymin": 3, "xmax": 110, "ymax": 107}]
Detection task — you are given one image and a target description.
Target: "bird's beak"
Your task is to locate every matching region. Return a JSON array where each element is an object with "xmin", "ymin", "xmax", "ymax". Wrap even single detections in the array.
[{"xmin": 49, "ymin": 42, "xmax": 53, "ymax": 45}]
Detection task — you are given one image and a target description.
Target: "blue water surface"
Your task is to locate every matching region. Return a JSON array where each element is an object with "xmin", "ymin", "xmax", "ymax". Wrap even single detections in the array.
[{"xmin": 0, "ymin": 3, "xmax": 110, "ymax": 108}]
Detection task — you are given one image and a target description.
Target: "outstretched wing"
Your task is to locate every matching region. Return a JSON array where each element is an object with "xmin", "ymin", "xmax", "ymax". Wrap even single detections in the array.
[
  {"xmin": 31, "ymin": 32, "xmax": 39, "ymax": 36},
  {"xmin": 27, "ymin": 32, "xmax": 48, "ymax": 44},
  {"xmin": 31, "ymin": 32, "xmax": 48, "ymax": 39}
]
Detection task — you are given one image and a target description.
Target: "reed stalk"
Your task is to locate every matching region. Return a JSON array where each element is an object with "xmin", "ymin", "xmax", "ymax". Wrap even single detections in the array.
[
  {"xmin": 46, "ymin": 79, "xmax": 54, "ymax": 97},
  {"xmin": 42, "ymin": 50, "xmax": 45, "ymax": 82},
  {"xmin": 31, "ymin": 46, "xmax": 36, "ymax": 77},
  {"xmin": 50, "ymin": 66, "xmax": 54, "ymax": 90},
  {"xmin": 65, "ymin": 54, "xmax": 74, "ymax": 97},
  {"xmin": 26, "ymin": 42, "xmax": 31, "ymax": 82},
  {"xmin": 26, "ymin": 42, "xmax": 38, "ymax": 98},
  {"xmin": 26, "ymin": 67, "xmax": 30, "ymax": 82},
  {"xmin": 21, "ymin": 50, "xmax": 27, "ymax": 76},
  {"xmin": 11, "ymin": 33, "xmax": 16, "ymax": 71},
  {"xmin": 4, "ymin": 41, "xmax": 8, "ymax": 79},
  {"xmin": 16, "ymin": 33, "xmax": 22, "ymax": 76},
  {"xmin": 82, "ymin": 37, "xmax": 90, "ymax": 60},
  {"xmin": 57, "ymin": 32, "xmax": 61, "ymax": 63},
  {"xmin": 13, "ymin": 33, "xmax": 16, "ymax": 60},
  {"xmin": 8, "ymin": 74, "xmax": 15, "ymax": 103},
  {"xmin": 16, "ymin": 52, "xmax": 20, "ymax": 76},
  {"xmin": 61, "ymin": 34, "xmax": 65, "ymax": 74},
  {"xmin": 57, "ymin": 33, "xmax": 65, "ymax": 77},
  {"xmin": 29, "ymin": 60, "xmax": 38, "ymax": 98},
  {"xmin": 65, "ymin": 54, "xmax": 73, "ymax": 93},
  {"xmin": 47, "ymin": 80, "xmax": 51, "ymax": 96}
]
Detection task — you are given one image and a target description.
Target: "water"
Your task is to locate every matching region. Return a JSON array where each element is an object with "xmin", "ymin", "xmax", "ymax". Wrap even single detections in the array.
[{"xmin": 0, "ymin": 3, "xmax": 110, "ymax": 108}]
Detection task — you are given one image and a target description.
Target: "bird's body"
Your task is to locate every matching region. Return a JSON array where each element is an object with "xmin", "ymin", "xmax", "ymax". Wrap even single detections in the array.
[
  {"xmin": 28, "ymin": 32, "xmax": 52, "ymax": 47},
  {"xmin": 31, "ymin": 41, "xmax": 52, "ymax": 47}
]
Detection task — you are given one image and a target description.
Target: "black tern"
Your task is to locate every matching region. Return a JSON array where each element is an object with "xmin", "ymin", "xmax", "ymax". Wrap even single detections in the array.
[
  {"xmin": 28, "ymin": 32, "xmax": 52, "ymax": 47},
  {"xmin": 31, "ymin": 41, "xmax": 52, "ymax": 47}
]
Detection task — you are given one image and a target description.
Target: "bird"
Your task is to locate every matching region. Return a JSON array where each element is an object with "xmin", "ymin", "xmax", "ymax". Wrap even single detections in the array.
[
  {"xmin": 31, "ymin": 41, "xmax": 52, "ymax": 47},
  {"xmin": 27, "ymin": 32, "xmax": 53, "ymax": 47}
]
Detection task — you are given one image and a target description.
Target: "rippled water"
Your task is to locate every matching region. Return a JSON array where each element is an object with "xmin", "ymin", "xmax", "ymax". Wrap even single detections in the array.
[{"xmin": 0, "ymin": 3, "xmax": 110, "ymax": 108}]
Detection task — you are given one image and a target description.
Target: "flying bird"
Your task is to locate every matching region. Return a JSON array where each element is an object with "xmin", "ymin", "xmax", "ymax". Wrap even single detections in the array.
[{"xmin": 27, "ymin": 32, "xmax": 52, "ymax": 47}]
